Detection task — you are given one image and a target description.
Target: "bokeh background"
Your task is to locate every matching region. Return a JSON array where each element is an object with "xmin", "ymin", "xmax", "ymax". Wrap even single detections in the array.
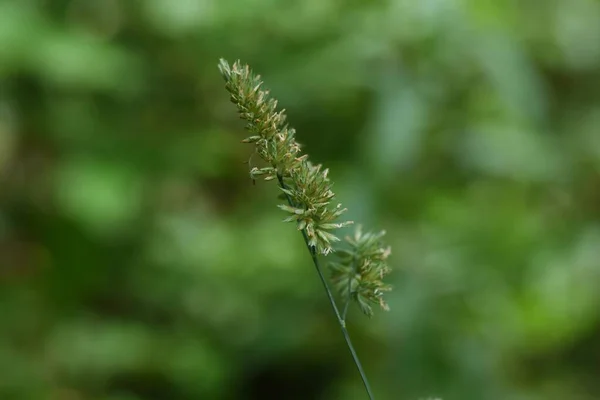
[{"xmin": 1, "ymin": 1, "xmax": 600, "ymax": 399}]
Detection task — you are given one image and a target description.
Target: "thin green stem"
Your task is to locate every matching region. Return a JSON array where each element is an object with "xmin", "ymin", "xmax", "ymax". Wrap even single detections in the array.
[
  {"xmin": 342, "ymin": 295, "xmax": 351, "ymax": 322},
  {"xmin": 277, "ymin": 174, "xmax": 375, "ymax": 400},
  {"xmin": 342, "ymin": 259, "xmax": 356, "ymax": 321}
]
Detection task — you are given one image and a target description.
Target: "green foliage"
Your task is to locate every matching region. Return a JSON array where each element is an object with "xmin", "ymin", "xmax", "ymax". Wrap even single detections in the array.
[{"xmin": 1, "ymin": 1, "xmax": 600, "ymax": 400}]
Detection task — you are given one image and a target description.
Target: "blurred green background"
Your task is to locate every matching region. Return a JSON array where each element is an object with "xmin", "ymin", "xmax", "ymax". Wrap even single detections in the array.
[{"xmin": 1, "ymin": 0, "xmax": 600, "ymax": 399}]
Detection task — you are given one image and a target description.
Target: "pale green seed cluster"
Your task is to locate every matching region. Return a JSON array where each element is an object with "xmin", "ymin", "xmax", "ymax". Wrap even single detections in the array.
[
  {"xmin": 218, "ymin": 58, "xmax": 352, "ymax": 255},
  {"xmin": 219, "ymin": 59, "xmax": 391, "ymax": 314},
  {"xmin": 329, "ymin": 226, "xmax": 392, "ymax": 316}
]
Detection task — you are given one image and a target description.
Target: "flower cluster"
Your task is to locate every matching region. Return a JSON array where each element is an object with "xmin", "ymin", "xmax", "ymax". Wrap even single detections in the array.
[
  {"xmin": 329, "ymin": 226, "xmax": 392, "ymax": 316},
  {"xmin": 218, "ymin": 59, "xmax": 302, "ymax": 181},
  {"xmin": 218, "ymin": 59, "xmax": 352, "ymax": 255},
  {"xmin": 218, "ymin": 59, "xmax": 391, "ymax": 314}
]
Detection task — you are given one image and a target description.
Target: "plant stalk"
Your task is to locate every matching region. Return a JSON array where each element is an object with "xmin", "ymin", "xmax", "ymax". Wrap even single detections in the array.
[
  {"xmin": 277, "ymin": 174, "xmax": 375, "ymax": 400},
  {"xmin": 342, "ymin": 258, "xmax": 357, "ymax": 321}
]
